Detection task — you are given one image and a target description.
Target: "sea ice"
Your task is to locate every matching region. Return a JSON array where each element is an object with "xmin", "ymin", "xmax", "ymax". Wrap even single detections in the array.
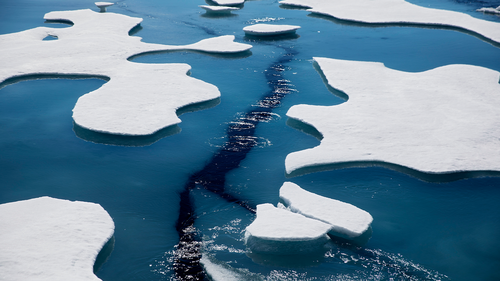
[
  {"xmin": 244, "ymin": 203, "xmax": 331, "ymax": 254},
  {"xmin": 279, "ymin": 182, "xmax": 373, "ymax": 240},
  {"xmin": 286, "ymin": 57, "xmax": 500, "ymax": 176},
  {"xmin": 199, "ymin": 5, "xmax": 240, "ymax": 14},
  {"xmin": 0, "ymin": 9, "xmax": 252, "ymax": 136},
  {"xmin": 95, "ymin": 2, "xmax": 113, "ymax": 12},
  {"xmin": 211, "ymin": 0, "xmax": 245, "ymax": 7},
  {"xmin": 0, "ymin": 196, "xmax": 114, "ymax": 281},
  {"xmin": 243, "ymin": 24, "xmax": 301, "ymax": 36},
  {"xmin": 477, "ymin": 7, "xmax": 500, "ymax": 15},
  {"xmin": 279, "ymin": 0, "xmax": 500, "ymax": 45}
]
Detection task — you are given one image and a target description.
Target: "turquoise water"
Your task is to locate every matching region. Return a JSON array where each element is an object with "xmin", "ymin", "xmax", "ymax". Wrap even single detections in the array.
[{"xmin": 1, "ymin": 0, "xmax": 500, "ymax": 280}]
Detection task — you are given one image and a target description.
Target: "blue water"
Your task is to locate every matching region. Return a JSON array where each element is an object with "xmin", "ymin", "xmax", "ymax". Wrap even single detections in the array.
[{"xmin": 1, "ymin": 0, "xmax": 500, "ymax": 280}]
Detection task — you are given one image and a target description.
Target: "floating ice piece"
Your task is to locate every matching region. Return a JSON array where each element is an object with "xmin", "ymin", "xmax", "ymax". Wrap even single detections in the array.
[
  {"xmin": 286, "ymin": 57, "xmax": 500, "ymax": 176},
  {"xmin": 211, "ymin": 0, "xmax": 245, "ymax": 7},
  {"xmin": 476, "ymin": 7, "xmax": 500, "ymax": 15},
  {"xmin": 95, "ymin": 2, "xmax": 114, "ymax": 12},
  {"xmin": 0, "ymin": 197, "xmax": 114, "ymax": 281},
  {"xmin": 199, "ymin": 5, "xmax": 240, "ymax": 14},
  {"xmin": 243, "ymin": 23, "xmax": 301, "ymax": 36},
  {"xmin": 0, "ymin": 9, "xmax": 252, "ymax": 136},
  {"xmin": 244, "ymin": 203, "xmax": 331, "ymax": 254},
  {"xmin": 279, "ymin": 0, "xmax": 500, "ymax": 45},
  {"xmin": 279, "ymin": 182, "xmax": 373, "ymax": 240}
]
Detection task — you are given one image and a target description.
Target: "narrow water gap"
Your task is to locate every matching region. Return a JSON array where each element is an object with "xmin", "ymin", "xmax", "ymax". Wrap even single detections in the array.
[{"xmin": 173, "ymin": 46, "xmax": 298, "ymax": 280}]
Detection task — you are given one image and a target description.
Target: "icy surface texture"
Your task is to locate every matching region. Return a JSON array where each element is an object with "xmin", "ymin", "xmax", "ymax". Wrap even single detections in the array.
[
  {"xmin": 211, "ymin": 0, "xmax": 245, "ymax": 7},
  {"xmin": 279, "ymin": 0, "xmax": 500, "ymax": 44},
  {"xmin": 0, "ymin": 9, "xmax": 252, "ymax": 136},
  {"xmin": 0, "ymin": 196, "xmax": 114, "ymax": 281},
  {"xmin": 243, "ymin": 24, "xmax": 300, "ymax": 36},
  {"xmin": 199, "ymin": 5, "xmax": 240, "ymax": 14},
  {"xmin": 244, "ymin": 203, "xmax": 331, "ymax": 254},
  {"xmin": 279, "ymin": 182, "xmax": 373, "ymax": 240},
  {"xmin": 286, "ymin": 57, "xmax": 500, "ymax": 175}
]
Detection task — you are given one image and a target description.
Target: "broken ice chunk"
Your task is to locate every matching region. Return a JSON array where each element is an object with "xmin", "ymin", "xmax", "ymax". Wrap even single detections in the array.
[
  {"xmin": 243, "ymin": 23, "xmax": 300, "ymax": 36},
  {"xmin": 95, "ymin": 2, "xmax": 114, "ymax": 12},
  {"xmin": 279, "ymin": 182, "xmax": 373, "ymax": 241},
  {"xmin": 199, "ymin": 5, "xmax": 240, "ymax": 14},
  {"xmin": 244, "ymin": 203, "xmax": 331, "ymax": 255}
]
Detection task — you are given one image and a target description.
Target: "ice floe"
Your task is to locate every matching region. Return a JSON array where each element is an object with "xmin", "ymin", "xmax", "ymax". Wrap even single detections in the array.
[
  {"xmin": 286, "ymin": 57, "xmax": 500, "ymax": 176},
  {"xmin": 0, "ymin": 9, "xmax": 252, "ymax": 136},
  {"xmin": 244, "ymin": 203, "xmax": 331, "ymax": 254},
  {"xmin": 279, "ymin": 0, "xmax": 500, "ymax": 45},
  {"xmin": 477, "ymin": 6, "xmax": 500, "ymax": 15},
  {"xmin": 95, "ymin": 2, "xmax": 114, "ymax": 13},
  {"xmin": 243, "ymin": 23, "xmax": 301, "ymax": 36},
  {"xmin": 199, "ymin": 5, "xmax": 240, "ymax": 15},
  {"xmin": 0, "ymin": 196, "xmax": 114, "ymax": 281},
  {"xmin": 279, "ymin": 182, "xmax": 373, "ymax": 240},
  {"xmin": 211, "ymin": 0, "xmax": 245, "ymax": 7}
]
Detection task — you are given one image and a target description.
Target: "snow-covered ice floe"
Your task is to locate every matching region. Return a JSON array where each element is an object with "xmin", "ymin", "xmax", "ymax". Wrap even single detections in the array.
[
  {"xmin": 243, "ymin": 23, "xmax": 301, "ymax": 36},
  {"xmin": 0, "ymin": 196, "xmax": 114, "ymax": 281},
  {"xmin": 279, "ymin": 0, "xmax": 500, "ymax": 45},
  {"xmin": 199, "ymin": 5, "xmax": 240, "ymax": 14},
  {"xmin": 211, "ymin": 0, "xmax": 245, "ymax": 7},
  {"xmin": 0, "ymin": 9, "xmax": 252, "ymax": 136},
  {"xmin": 244, "ymin": 203, "xmax": 331, "ymax": 254},
  {"xmin": 279, "ymin": 182, "xmax": 373, "ymax": 241},
  {"xmin": 95, "ymin": 2, "xmax": 113, "ymax": 13},
  {"xmin": 286, "ymin": 57, "xmax": 500, "ymax": 176}
]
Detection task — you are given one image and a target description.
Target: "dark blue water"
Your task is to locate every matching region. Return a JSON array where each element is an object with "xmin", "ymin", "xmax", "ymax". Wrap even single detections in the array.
[{"xmin": 1, "ymin": 0, "xmax": 500, "ymax": 280}]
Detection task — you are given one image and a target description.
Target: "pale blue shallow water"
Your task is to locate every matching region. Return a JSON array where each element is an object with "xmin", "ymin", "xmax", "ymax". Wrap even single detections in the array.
[{"xmin": 1, "ymin": 0, "xmax": 500, "ymax": 280}]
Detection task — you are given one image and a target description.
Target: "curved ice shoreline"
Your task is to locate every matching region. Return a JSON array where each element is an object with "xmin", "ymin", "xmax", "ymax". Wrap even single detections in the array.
[
  {"xmin": 0, "ymin": 197, "xmax": 114, "ymax": 281},
  {"xmin": 279, "ymin": 0, "xmax": 500, "ymax": 45},
  {"xmin": 286, "ymin": 57, "xmax": 500, "ymax": 176},
  {"xmin": 0, "ymin": 9, "xmax": 252, "ymax": 136}
]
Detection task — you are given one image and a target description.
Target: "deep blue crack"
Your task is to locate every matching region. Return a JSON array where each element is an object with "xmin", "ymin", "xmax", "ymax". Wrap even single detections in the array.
[{"xmin": 173, "ymin": 47, "xmax": 297, "ymax": 280}]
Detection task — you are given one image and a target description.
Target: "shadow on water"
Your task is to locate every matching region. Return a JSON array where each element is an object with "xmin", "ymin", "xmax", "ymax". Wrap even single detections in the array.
[
  {"xmin": 306, "ymin": 12, "xmax": 500, "ymax": 48},
  {"xmin": 73, "ymin": 123, "xmax": 182, "ymax": 147},
  {"xmin": 285, "ymin": 156, "xmax": 500, "ymax": 183},
  {"xmin": 127, "ymin": 49, "xmax": 252, "ymax": 61},
  {"xmin": 173, "ymin": 47, "xmax": 298, "ymax": 280},
  {"xmin": 0, "ymin": 73, "xmax": 110, "ymax": 91},
  {"xmin": 244, "ymin": 33, "xmax": 300, "ymax": 42},
  {"xmin": 93, "ymin": 236, "xmax": 115, "ymax": 274}
]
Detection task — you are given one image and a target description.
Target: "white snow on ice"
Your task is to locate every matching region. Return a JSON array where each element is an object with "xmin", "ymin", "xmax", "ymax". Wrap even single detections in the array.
[
  {"xmin": 0, "ymin": 9, "xmax": 252, "ymax": 136},
  {"xmin": 244, "ymin": 203, "xmax": 331, "ymax": 254},
  {"xmin": 94, "ymin": 2, "xmax": 114, "ymax": 12},
  {"xmin": 0, "ymin": 196, "xmax": 114, "ymax": 281},
  {"xmin": 211, "ymin": 0, "xmax": 245, "ymax": 7},
  {"xmin": 286, "ymin": 57, "xmax": 500, "ymax": 175},
  {"xmin": 243, "ymin": 24, "xmax": 300, "ymax": 36},
  {"xmin": 199, "ymin": 5, "xmax": 240, "ymax": 14},
  {"xmin": 279, "ymin": 182, "xmax": 373, "ymax": 240},
  {"xmin": 279, "ymin": 0, "xmax": 500, "ymax": 45}
]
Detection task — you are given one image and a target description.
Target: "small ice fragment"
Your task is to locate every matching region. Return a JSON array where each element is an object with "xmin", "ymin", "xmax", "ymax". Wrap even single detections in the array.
[
  {"xmin": 211, "ymin": 0, "xmax": 245, "ymax": 7},
  {"xmin": 279, "ymin": 182, "xmax": 373, "ymax": 240},
  {"xmin": 95, "ymin": 2, "xmax": 114, "ymax": 12},
  {"xmin": 243, "ymin": 23, "xmax": 300, "ymax": 36},
  {"xmin": 199, "ymin": 5, "xmax": 240, "ymax": 14},
  {"xmin": 244, "ymin": 203, "xmax": 331, "ymax": 254}
]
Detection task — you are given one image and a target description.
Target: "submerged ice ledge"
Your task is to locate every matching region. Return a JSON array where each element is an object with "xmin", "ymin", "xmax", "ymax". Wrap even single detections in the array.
[
  {"xmin": 0, "ymin": 197, "xmax": 114, "ymax": 281},
  {"xmin": 279, "ymin": 0, "xmax": 500, "ymax": 45},
  {"xmin": 286, "ymin": 57, "xmax": 500, "ymax": 176},
  {"xmin": 0, "ymin": 9, "xmax": 252, "ymax": 136}
]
